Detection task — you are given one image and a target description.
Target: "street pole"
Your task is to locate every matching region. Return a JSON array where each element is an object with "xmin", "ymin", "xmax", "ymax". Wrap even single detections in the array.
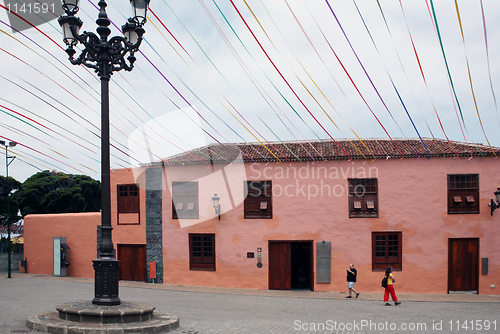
[
  {"xmin": 1, "ymin": 140, "xmax": 16, "ymax": 279},
  {"xmin": 58, "ymin": 0, "xmax": 149, "ymax": 305},
  {"xmin": 6, "ymin": 145, "xmax": 10, "ymax": 279}
]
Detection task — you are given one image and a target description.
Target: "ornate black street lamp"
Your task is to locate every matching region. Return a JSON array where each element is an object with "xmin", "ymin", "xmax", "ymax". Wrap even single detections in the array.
[
  {"xmin": 489, "ymin": 188, "xmax": 500, "ymax": 216},
  {"xmin": 0, "ymin": 140, "xmax": 16, "ymax": 279},
  {"xmin": 58, "ymin": 0, "xmax": 149, "ymax": 306}
]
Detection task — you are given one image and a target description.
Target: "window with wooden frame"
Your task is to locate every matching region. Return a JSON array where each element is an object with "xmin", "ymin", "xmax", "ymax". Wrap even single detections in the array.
[
  {"xmin": 189, "ymin": 234, "xmax": 215, "ymax": 271},
  {"xmin": 244, "ymin": 181, "xmax": 272, "ymax": 219},
  {"xmin": 348, "ymin": 178, "xmax": 378, "ymax": 218},
  {"xmin": 172, "ymin": 182, "xmax": 199, "ymax": 219},
  {"xmin": 448, "ymin": 174, "xmax": 479, "ymax": 214},
  {"xmin": 117, "ymin": 184, "xmax": 139, "ymax": 214},
  {"xmin": 372, "ymin": 232, "xmax": 402, "ymax": 271}
]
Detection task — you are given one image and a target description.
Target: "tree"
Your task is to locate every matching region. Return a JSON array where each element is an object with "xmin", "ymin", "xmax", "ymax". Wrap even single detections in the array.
[
  {"xmin": 14, "ymin": 171, "xmax": 101, "ymax": 216},
  {"xmin": 0, "ymin": 175, "xmax": 23, "ymax": 236}
]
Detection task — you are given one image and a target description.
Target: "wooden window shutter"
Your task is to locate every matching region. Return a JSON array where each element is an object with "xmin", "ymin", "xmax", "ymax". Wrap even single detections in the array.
[
  {"xmin": 117, "ymin": 184, "xmax": 139, "ymax": 214},
  {"xmin": 244, "ymin": 181, "xmax": 272, "ymax": 219},
  {"xmin": 448, "ymin": 174, "xmax": 479, "ymax": 214}
]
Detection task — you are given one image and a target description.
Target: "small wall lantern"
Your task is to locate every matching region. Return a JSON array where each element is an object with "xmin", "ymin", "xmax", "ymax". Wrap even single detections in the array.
[
  {"xmin": 488, "ymin": 188, "xmax": 500, "ymax": 216},
  {"xmin": 212, "ymin": 193, "xmax": 220, "ymax": 220}
]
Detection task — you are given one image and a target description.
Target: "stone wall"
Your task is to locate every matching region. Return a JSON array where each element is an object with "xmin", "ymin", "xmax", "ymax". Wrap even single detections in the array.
[
  {"xmin": 145, "ymin": 167, "xmax": 163, "ymax": 283},
  {"xmin": 0, "ymin": 253, "xmax": 24, "ymax": 271}
]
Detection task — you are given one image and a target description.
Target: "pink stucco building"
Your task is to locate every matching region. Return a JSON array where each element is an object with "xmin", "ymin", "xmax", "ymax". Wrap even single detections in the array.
[{"xmin": 24, "ymin": 138, "xmax": 500, "ymax": 295}]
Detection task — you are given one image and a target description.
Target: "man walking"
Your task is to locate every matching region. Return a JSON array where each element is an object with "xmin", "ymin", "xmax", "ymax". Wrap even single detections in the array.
[{"xmin": 346, "ymin": 264, "xmax": 360, "ymax": 298}]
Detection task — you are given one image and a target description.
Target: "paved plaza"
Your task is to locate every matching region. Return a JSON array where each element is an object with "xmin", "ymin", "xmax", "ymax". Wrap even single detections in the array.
[{"xmin": 1, "ymin": 273, "xmax": 499, "ymax": 334}]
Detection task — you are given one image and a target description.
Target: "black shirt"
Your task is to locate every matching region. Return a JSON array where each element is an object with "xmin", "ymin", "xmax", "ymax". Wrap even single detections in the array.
[{"xmin": 347, "ymin": 268, "xmax": 357, "ymax": 282}]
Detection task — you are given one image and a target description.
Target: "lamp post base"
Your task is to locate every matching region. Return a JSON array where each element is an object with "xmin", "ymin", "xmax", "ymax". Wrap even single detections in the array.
[
  {"xmin": 27, "ymin": 303, "xmax": 180, "ymax": 333},
  {"xmin": 92, "ymin": 257, "xmax": 120, "ymax": 306}
]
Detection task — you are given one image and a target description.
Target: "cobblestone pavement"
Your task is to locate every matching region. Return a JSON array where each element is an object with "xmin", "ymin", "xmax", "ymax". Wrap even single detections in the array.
[{"xmin": 1, "ymin": 273, "xmax": 499, "ymax": 334}]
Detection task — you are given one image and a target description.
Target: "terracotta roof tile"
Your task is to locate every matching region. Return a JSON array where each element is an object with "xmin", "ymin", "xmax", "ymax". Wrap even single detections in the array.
[{"xmin": 141, "ymin": 138, "xmax": 500, "ymax": 166}]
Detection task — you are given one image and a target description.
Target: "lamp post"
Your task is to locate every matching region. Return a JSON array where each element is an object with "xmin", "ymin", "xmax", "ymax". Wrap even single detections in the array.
[
  {"xmin": 0, "ymin": 140, "xmax": 16, "ymax": 279},
  {"xmin": 58, "ymin": 0, "xmax": 149, "ymax": 305}
]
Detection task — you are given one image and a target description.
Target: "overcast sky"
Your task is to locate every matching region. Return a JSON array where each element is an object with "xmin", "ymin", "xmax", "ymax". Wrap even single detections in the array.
[{"xmin": 0, "ymin": 0, "xmax": 499, "ymax": 182}]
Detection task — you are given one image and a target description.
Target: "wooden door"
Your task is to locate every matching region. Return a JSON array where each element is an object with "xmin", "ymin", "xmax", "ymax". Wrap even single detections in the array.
[
  {"xmin": 269, "ymin": 242, "xmax": 291, "ymax": 290},
  {"xmin": 448, "ymin": 238, "xmax": 479, "ymax": 293},
  {"xmin": 118, "ymin": 244, "xmax": 147, "ymax": 282}
]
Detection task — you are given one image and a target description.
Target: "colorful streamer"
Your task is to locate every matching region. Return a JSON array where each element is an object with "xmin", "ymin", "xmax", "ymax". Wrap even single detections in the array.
[
  {"xmin": 453, "ymin": 0, "xmax": 496, "ymax": 156},
  {"xmin": 229, "ymin": 0, "xmax": 352, "ymax": 159}
]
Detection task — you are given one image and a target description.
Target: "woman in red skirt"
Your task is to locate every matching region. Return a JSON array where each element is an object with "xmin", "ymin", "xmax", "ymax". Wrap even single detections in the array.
[{"xmin": 384, "ymin": 266, "xmax": 401, "ymax": 306}]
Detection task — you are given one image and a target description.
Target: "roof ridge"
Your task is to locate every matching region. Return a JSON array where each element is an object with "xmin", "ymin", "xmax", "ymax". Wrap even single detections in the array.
[{"xmin": 139, "ymin": 138, "xmax": 499, "ymax": 167}]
